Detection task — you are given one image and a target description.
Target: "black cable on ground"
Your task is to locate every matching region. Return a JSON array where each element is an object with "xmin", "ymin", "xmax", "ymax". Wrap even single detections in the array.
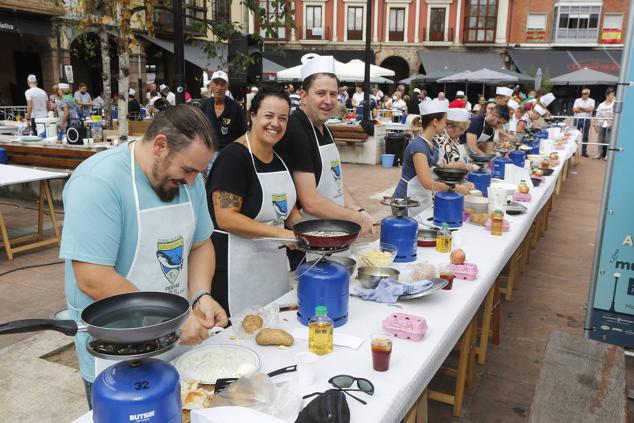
[{"xmin": 0, "ymin": 260, "xmax": 64, "ymax": 278}]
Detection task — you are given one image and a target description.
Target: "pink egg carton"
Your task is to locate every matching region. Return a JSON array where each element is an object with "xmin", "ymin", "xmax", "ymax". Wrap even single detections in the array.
[
  {"xmin": 382, "ymin": 312, "xmax": 428, "ymax": 342},
  {"xmin": 549, "ymin": 159, "xmax": 561, "ymax": 166},
  {"xmin": 555, "ymin": 144, "xmax": 566, "ymax": 150},
  {"xmin": 449, "ymin": 262, "xmax": 479, "ymax": 280},
  {"xmin": 512, "ymin": 192, "xmax": 532, "ymax": 202},
  {"xmin": 484, "ymin": 218, "xmax": 510, "ymax": 232}
]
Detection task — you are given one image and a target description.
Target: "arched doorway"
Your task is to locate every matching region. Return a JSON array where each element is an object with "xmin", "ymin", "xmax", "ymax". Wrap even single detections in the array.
[
  {"xmin": 380, "ymin": 56, "xmax": 409, "ymax": 88},
  {"xmin": 70, "ymin": 32, "xmax": 119, "ymax": 98}
]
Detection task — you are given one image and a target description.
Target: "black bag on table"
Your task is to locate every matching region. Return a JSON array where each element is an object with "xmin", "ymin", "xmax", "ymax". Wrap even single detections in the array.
[{"xmin": 295, "ymin": 389, "xmax": 350, "ymax": 423}]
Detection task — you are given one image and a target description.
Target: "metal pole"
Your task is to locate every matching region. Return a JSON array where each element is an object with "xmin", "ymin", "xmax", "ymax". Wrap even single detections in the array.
[
  {"xmin": 362, "ymin": 0, "xmax": 372, "ymax": 122},
  {"xmin": 173, "ymin": 0, "xmax": 186, "ymax": 104}
]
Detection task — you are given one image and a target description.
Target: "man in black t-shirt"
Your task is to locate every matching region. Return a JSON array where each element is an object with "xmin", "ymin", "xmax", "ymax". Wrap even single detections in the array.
[
  {"xmin": 127, "ymin": 89, "xmax": 142, "ymax": 120},
  {"xmin": 200, "ymin": 71, "xmax": 247, "ymax": 152},
  {"xmin": 274, "ymin": 56, "xmax": 374, "ymax": 245},
  {"xmin": 459, "ymin": 105, "xmax": 508, "ymax": 154}
]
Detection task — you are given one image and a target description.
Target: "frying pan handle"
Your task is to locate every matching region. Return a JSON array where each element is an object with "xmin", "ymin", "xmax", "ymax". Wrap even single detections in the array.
[
  {"xmin": 0, "ymin": 319, "xmax": 79, "ymax": 336},
  {"xmin": 267, "ymin": 365, "xmax": 297, "ymax": 377}
]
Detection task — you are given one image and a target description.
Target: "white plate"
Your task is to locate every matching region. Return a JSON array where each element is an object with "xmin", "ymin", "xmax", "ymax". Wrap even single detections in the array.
[{"xmin": 174, "ymin": 344, "xmax": 260, "ymax": 384}]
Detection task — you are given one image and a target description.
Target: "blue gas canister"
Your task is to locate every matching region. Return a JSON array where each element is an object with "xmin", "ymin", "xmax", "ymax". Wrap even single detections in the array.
[
  {"xmin": 509, "ymin": 150, "xmax": 526, "ymax": 168},
  {"xmin": 0, "ymin": 148, "xmax": 7, "ymax": 165},
  {"xmin": 297, "ymin": 260, "xmax": 349, "ymax": 327},
  {"xmin": 433, "ymin": 191, "xmax": 464, "ymax": 228},
  {"xmin": 380, "ymin": 215, "xmax": 418, "ymax": 262},
  {"xmin": 492, "ymin": 155, "xmax": 513, "ymax": 179}
]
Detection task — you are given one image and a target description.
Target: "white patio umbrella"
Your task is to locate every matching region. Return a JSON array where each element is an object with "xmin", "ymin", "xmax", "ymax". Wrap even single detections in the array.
[
  {"xmin": 343, "ymin": 59, "xmax": 395, "ymax": 78},
  {"xmin": 276, "ymin": 53, "xmax": 347, "ymax": 81},
  {"xmin": 276, "ymin": 54, "xmax": 393, "ymax": 83},
  {"xmin": 437, "ymin": 68, "xmax": 519, "ymax": 83}
]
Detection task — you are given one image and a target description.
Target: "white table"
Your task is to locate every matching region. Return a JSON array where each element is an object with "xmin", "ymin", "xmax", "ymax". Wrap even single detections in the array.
[
  {"xmin": 0, "ymin": 164, "xmax": 68, "ymax": 259},
  {"xmin": 73, "ymin": 133, "xmax": 578, "ymax": 423}
]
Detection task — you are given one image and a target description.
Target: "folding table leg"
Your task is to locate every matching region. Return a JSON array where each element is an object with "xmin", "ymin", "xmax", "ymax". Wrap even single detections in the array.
[
  {"xmin": 476, "ymin": 285, "xmax": 495, "ymax": 365},
  {"xmin": 492, "ymin": 282, "xmax": 501, "ymax": 346},
  {"xmin": 43, "ymin": 181, "xmax": 61, "ymax": 243},
  {"xmin": 0, "ymin": 211, "xmax": 13, "ymax": 260},
  {"xmin": 416, "ymin": 390, "xmax": 428, "ymax": 423},
  {"xmin": 37, "ymin": 181, "xmax": 45, "ymax": 241},
  {"xmin": 453, "ymin": 319, "xmax": 475, "ymax": 417}
]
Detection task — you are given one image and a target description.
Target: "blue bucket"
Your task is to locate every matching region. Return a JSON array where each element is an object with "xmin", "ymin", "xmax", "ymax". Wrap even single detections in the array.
[
  {"xmin": 381, "ymin": 154, "xmax": 395, "ymax": 168},
  {"xmin": 0, "ymin": 148, "xmax": 7, "ymax": 164}
]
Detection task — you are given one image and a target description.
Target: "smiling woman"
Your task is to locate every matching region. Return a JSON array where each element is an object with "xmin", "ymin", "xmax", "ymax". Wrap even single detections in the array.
[{"xmin": 206, "ymin": 84, "xmax": 303, "ymax": 316}]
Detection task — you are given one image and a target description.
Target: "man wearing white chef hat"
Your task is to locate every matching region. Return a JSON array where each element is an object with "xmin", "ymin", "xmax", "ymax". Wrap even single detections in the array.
[
  {"xmin": 394, "ymin": 99, "xmax": 473, "ymax": 216},
  {"xmin": 127, "ymin": 88, "xmax": 142, "ymax": 120},
  {"xmin": 507, "ymin": 99, "xmax": 522, "ymax": 134},
  {"xmin": 516, "ymin": 103, "xmax": 546, "ymax": 134},
  {"xmin": 495, "ymin": 86, "xmax": 513, "ymax": 106},
  {"xmin": 160, "ymin": 83, "xmax": 176, "ymax": 105},
  {"xmin": 274, "ymin": 55, "xmax": 374, "ymax": 268}
]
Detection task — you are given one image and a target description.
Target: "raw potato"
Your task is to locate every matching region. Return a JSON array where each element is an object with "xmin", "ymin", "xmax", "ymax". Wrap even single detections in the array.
[
  {"xmin": 242, "ymin": 314, "xmax": 263, "ymax": 334},
  {"xmin": 255, "ymin": 328, "xmax": 294, "ymax": 346}
]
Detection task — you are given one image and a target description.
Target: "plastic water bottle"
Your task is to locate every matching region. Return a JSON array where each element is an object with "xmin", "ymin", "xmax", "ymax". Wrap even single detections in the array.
[
  {"xmin": 436, "ymin": 223, "xmax": 452, "ymax": 253},
  {"xmin": 309, "ymin": 306, "xmax": 333, "ymax": 355}
]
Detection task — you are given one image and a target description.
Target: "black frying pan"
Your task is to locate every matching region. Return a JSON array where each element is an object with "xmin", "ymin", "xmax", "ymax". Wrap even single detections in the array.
[
  {"xmin": 292, "ymin": 219, "xmax": 361, "ymax": 249},
  {"xmin": 433, "ymin": 167, "xmax": 469, "ymax": 182},
  {"xmin": 0, "ymin": 292, "xmax": 190, "ymax": 343}
]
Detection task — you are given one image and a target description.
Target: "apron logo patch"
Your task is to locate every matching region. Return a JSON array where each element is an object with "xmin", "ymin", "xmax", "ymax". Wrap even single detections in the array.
[
  {"xmin": 329, "ymin": 160, "xmax": 343, "ymax": 195},
  {"xmin": 223, "ymin": 118, "xmax": 231, "ymax": 125},
  {"xmin": 156, "ymin": 237, "xmax": 184, "ymax": 284},
  {"xmin": 272, "ymin": 192, "xmax": 289, "ymax": 220},
  {"xmin": 221, "ymin": 126, "xmax": 228, "ymax": 135}
]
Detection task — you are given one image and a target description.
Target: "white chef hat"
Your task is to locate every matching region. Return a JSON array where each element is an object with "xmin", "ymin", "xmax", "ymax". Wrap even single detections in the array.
[
  {"xmin": 58, "ymin": 82, "xmax": 70, "ymax": 90},
  {"xmin": 420, "ymin": 100, "xmax": 449, "ymax": 116},
  {"xmin": 540, "ymin": 92, "xmax": 555, "ymax": 107},
  {"xmin": 496, "ymin": 87, "xmax": 513, "ymax": 97},
  {"xmin": 301, "ymin": 55, "xmax": 336, "ymax": 81},
  {"xmin": 456, "ymin": 90, "xmax": 465, "ymax": 96},
  {"xmin": 129, "ymin": 88, "xmax": 135, "ymax": 96},
  {"xmin": 159, "ymin": 84, "xmax": 168, "ymax": 92},
  {"xmin": 447, "ymin": 108, "xmax": 470, "ymax": 122},
  {"xmin": 413, "ymin": 88, "xmax": 421, "ymax": 93},
  {"xmin": 507, "ymin": 99, "xmax": 520, "ymax": 110},
  {"xmin": 211, "ymin": 70, "xmax": 229, "ymax": 82},
  {"xmin": 533, "ymin": 104, "xmax": 546, "ymax": 116},
  {"xmin": 27, "ymin": 74, "xmax": 37, "ymax": 83}
]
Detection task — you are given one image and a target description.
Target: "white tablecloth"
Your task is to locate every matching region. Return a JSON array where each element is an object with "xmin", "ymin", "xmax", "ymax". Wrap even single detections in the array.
[
  {"xmin": 0, "ymin": 164, "xmax": 69, "ymax": 186},
  {"xmin": 73, "ymin": 132, "xmax": 579, "ymax": 423}
]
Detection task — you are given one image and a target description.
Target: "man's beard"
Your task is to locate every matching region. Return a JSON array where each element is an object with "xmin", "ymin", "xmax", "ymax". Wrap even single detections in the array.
[{"xmin": 151, "ymin": 158, "xmax": 185, "ymax": 202}]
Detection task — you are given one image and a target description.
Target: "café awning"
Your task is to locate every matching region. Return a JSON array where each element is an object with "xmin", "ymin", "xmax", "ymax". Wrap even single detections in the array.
[
  {"xmin": 418, "ymin": 50, "xmax": 504, "ymax": 73},
  {"xmin": 549, "ymin": 68, "xmax": 618, "ymax": 85},
  {"xmin": 507, "ymin": 48, "xmax": 622, "ymax": 78}
]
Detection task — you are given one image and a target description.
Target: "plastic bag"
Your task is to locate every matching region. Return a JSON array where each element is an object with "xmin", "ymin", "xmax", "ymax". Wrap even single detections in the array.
[
  {"xmin": 229, "ymin": 304, "xmax": 280, "ymax": 339},
  {"xmin": 210, "ymin": 372, "xmax": 302, "ymax": 422}
]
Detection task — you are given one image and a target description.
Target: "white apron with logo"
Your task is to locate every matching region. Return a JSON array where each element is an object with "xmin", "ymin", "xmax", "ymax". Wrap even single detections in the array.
[
  {"xmin": 301, "ymin": 122, "xmax": 344, "ymax": 221},
  {"xmin": 215, "ymin": 135, "xmax": 297, "ymax": 316},
  {"xmin": 95, "ymin": 141, "xmax": 197, "ymax": 375},
  {"xmin": 400, "ymin": 136, "xmax": 436, "ymax": 216}
]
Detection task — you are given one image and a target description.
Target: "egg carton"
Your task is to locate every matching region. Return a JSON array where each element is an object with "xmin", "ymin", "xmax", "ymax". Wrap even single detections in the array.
[
  {"xmin": 449, "ymin": 263, "xmax": 479, "ymax": 281},
  {"xmin": 512, "ymin": 192, "xmax": 532, "ymax": 202},
  {"xmin": 484, "ymin": 218, "xmax": 510, "ymax": 232},
  {"xmin": 549, "ymin": 159, "xmax": 561, "ymax": 166},
  {"xmin": 382, "ymin": 312, "xmax": 428, "ymax": 342}
]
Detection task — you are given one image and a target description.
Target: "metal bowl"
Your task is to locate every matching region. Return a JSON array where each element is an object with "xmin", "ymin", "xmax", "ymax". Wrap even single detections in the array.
[
  {"xmin": 328, "ymin": 256, "xmax": 357, "ymax": 276},
  {"xmin": 357, "ymin": 266, "xmax": 400, "ymax": 289},
  {"xmin": 352, "ymin": 242, "xmax": 398, "ymax": 267}
]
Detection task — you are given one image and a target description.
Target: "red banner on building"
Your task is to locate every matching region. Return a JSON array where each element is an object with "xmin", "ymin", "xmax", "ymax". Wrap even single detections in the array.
[
  {"xmin": 526, "ymin": 29, "xmax": 546, "ymax": 43},
  {"xmin": 601, "ymin": 28, "xmax": 622, "ymax": 44}
]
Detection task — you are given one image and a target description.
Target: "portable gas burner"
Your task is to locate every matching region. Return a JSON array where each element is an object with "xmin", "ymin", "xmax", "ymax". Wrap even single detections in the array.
[
  {"xmin": 466, "ymin": 153, "xmax": 494, "ymax": 197},
  {"xmin": 90, "ymin": 334, "xmax": 182, "ymax": 422},
  {"xmin": 433, "ymin": 168, "xmax": 468, "ymax": 229},
  {"xmin": 379, "ymin": 197, "xmax": 420, "ymax": 263},
  {"xmin": 296, "ymin": 246, "xmax": 350, "ymax": 328}
]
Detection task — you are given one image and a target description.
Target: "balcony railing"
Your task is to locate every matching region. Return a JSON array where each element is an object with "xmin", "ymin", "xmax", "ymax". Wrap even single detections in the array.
[
  {"xmin": 554, "ymin": 28, "xmax": 599, "ymax": 43},
  {"xmin": 422, "ymin": 28, "xmax": 455, "ymax": 42}
]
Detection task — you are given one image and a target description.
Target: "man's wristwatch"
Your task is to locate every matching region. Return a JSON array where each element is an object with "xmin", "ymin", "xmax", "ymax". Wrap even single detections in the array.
[{"xmin": 191, "ymin": 290, "xmax": 212, "ymax": 309}]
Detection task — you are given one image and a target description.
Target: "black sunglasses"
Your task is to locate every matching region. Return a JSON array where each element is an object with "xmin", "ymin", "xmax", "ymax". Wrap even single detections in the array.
[{"xmin": 329, "ymin": 375, "xmax": 375, "ymax": 395}]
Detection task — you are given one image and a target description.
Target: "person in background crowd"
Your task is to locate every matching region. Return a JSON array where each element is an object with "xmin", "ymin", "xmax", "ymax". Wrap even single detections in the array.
[
  {"xmin": 206, "ymin": 84, "xmax": 302, "ymax": 315},
  {"xmin": 449, "ymin": 91, "xmax": 465, "ymax": 109},
  {"xmin": 393, "ymin": 101, "xmax": 473, "ymax": 217},
  {"xmin": 338, "ymin": 86, "xmax": 349, "ymax": 104},
  {"xmin": 512, "ymin": 86, "xmax": 523, "ymax": 104},
  {"xmin": 146, "ymin": 84, "xmax": 159, "ymax": 104},
  {"xmin": 396, "ymin": 84, "xmax": 406, "ymax": 96},
  {"xmin": 477, "ymin": 98, "xmax": 496, "ymax": 117},
  {"xmin": 433, "ymin": 92, "xmax": 449, "ymax": 108},
  {"xmin": 461, "ymin": 104, "xmax": 508, "ymax": 155},
  {"xmin": 288, "ymin": 84, "xmax": 300, "ymax": 112},
  {"xmin": 391, "ymin": 91, "xmax": 407, "ymax": 115},
  {"xmin": 74, "ymin": 83, "xmax": 93, "ymax": 118},
  {"xmin": 516, "ymin": 103, "xmax": 546, "ymax": 134},
  {"xmin": 24, "ymin": 74, "xmax": 49, "ymax": 134},
  {"xmin": 472, "ymin": 95, "xmax": 485, "ymax": 114},
  {"xmin": 128, "ymin": 89, "xmax": 141, "ymax": 120},
  {"xmin": 200, "ymin": 71, "xmax": 247, "ymax": 157},
  {"xmin": 463, "ymin": 95, "xmax": 472, "ymax": 112},
  {"xmin": 420, "ymin": 90, "xmax": 431, "ymax": 103},
  {"xmin": 56, "ymin": 83, "xmax": 79, "ymax": 137},
  {"xmin": 521, "ymin": 90, "xmax": 537, "ymax": 107},
  {"xmin": 246, "ymin": 86, "xmax": 258, "ymax": 112},
  {"xmin": 573, "ymin": 88, "xmax": 595, "ymax": 157},
  {"xmin": 352, "ymin": 84, "xmax": 364, "ymax": 107},
  {"xmin": 594, "ymin": 88, "xmax": 615, "ymax": 160},
  {"xmin": 49, "ymin": 84, "xmax": 60, "ymax": 116},
  {"xmin": 495, "ymin": 86, "xmax": 513, "ymax": 106},
  {"xmin": 434, "ymin": 108, "xmax": 476, "ymax": 170},
  {"xmin": 355, "ymin": 95, "xmax": 378, "ymax": 121},
  {"xmin": 92, "ymin": 95, "xmax": 104, "ymax": 114},
  {"xmin": 507, "ymin": 99, "xmax": 522, "ymax": 134},
  {"xmin": 160, "ymin": 84, "xmax": 176, "ymax": 106},
  {"xmin": 404, "ymin": 113, "xmax": 422, "ymax": 141},
  {"xmin": 408, "ymin": 88, "xmax": 421, "ymax": 114},
  {"xmin": 184, "ymin": 85, "xmax": 192, "ymax": 103}
]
